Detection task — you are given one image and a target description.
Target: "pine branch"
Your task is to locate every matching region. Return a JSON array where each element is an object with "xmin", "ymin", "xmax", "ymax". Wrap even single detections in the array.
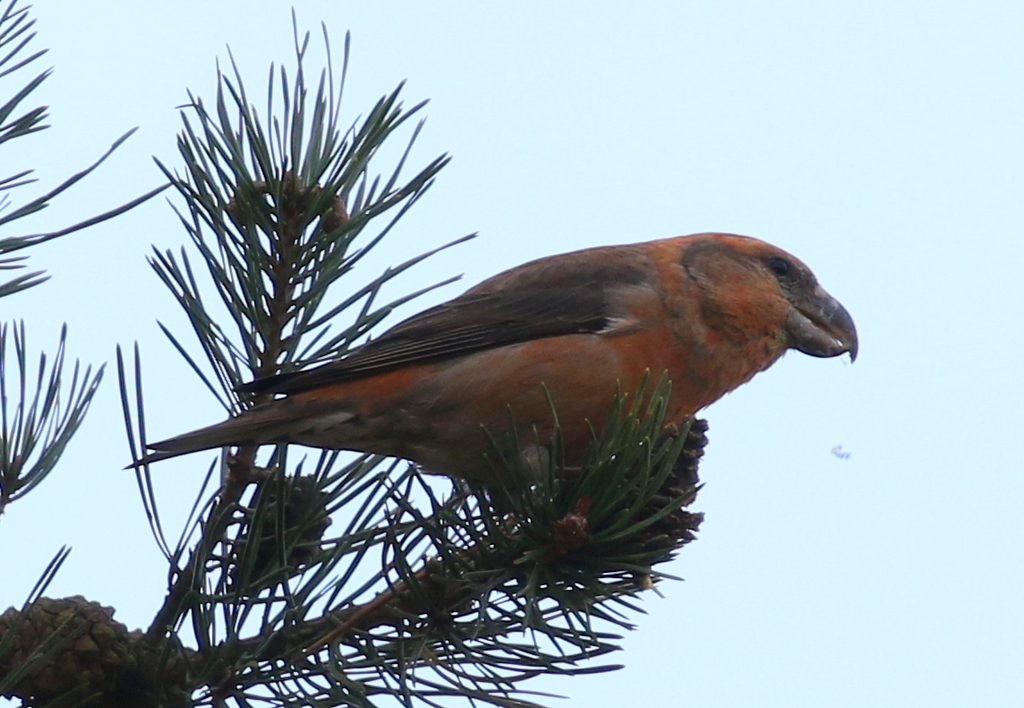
[
  {"xmin": 0, "ymin": 322, "xmax": 103, "ymax": 518},
  {"xmin": 0, "ymin": 0, "xmax": 167, "ymax": 298},
  {"xmin": 120, "ymin": 20, "xmax": 462, "ymax": 684},
  {"xmin": 184, "ymin": 397, "xmax": 706, "ymax": 707}
]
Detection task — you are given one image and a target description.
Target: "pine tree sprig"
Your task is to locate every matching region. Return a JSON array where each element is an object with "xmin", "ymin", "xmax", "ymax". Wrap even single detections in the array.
[
  {"xmin": 0, "ymin": 0, "xmax": 169, "ymax": 299},
  {"xmin": 150, "ymin": 25, "xmax": 456, "ymax": 413},
  {"xmin": 155, "ymin": 383, "xmax": 705, "ymax": 707},
  {"xmin": 0, "ymin": 322, "xmax": 104, "ymax": 517}
]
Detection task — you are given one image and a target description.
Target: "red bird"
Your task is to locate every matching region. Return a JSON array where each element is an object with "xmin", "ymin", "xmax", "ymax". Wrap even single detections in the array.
[{"xmin": 143, "ymin": 233, "xmax": 857, "ymax": 483}]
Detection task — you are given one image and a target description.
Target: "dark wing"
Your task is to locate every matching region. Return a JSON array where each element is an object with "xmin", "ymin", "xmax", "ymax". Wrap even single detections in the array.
[
  {"xmin": 240, "ymin": 245, "xmax": 654, "ymax": 397},
  {"xmin": 240, "ymin": 285, "xmax": 607, "ymax": 396}
]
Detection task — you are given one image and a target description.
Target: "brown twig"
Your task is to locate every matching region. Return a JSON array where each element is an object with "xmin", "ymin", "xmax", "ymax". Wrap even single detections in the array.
[{"xmin": 300, "ymin": 557, "xmax": 452, "ymax": 656}]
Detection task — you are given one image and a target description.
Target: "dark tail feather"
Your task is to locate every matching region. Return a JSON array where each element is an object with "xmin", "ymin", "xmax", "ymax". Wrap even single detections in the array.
[
  {"xmin": 128, "ymin": 413, "xmax": 288, "ymax": 468},
  {"xmin": 127, "ymin": 448, "xmax": 196, "ymax": 468}
]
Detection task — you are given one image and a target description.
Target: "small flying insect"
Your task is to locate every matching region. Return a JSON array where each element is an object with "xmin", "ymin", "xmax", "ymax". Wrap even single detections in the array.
[{"xmin": 830, "ymin": 444, "xmax": 851, "ymax": 460}]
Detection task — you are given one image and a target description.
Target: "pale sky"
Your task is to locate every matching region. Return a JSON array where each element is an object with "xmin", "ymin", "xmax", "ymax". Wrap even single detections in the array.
[{"xmin": 3, "ymin": 2, "xmax": 1023, "ymax": 706}]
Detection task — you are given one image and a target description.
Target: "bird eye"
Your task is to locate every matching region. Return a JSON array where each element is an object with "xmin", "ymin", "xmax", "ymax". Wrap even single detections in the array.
[{"xmin": 766, "ymin": 256, "xmax": 792, "ymax": 278}]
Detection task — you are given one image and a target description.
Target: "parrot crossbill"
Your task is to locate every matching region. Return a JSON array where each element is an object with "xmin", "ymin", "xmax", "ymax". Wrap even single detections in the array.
[{"xmin": 141, "ymin": 233, "xmax": 858, "ymax": 484}]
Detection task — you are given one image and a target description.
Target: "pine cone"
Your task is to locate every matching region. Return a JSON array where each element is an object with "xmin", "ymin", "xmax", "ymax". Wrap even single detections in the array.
[
  {"xmin": 0, "ymin": 596, "xmax": 193, "ymax": 707},
  {"xmin": 226, "ymin": 474, "xmax": 332, "ymax": 594},
  {"xmin": 636, "ymin": 417, "xmax": 708, "ymax": 550}
]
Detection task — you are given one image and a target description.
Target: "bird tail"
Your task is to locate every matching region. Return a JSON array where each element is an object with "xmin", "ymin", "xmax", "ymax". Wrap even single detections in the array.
[{"xmin": 130, "ymin": 407, "xmax": 296, "ymax": 468}]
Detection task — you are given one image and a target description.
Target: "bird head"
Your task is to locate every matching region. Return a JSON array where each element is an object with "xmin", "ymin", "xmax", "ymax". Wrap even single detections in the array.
[{"xmin": 679, "ymin": 233, "xmax": 858, "ymax": 362}]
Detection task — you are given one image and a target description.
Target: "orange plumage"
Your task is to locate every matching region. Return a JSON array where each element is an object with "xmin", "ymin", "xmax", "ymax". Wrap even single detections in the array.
[{"xmin": 143, "ymin": 233, "xmax": 857, "ymax": 483}]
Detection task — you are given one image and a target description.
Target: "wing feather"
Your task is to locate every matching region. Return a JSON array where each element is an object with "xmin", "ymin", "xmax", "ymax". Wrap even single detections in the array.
[{"xmin": 240, "ymin": 246, "xmax": 655, "ymax": 396}]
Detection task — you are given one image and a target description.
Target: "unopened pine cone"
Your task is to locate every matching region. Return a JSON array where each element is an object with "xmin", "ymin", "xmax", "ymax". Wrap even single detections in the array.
[{"xmin": 0, "ymin": 595, "xmax": 192, "ymax": 707}]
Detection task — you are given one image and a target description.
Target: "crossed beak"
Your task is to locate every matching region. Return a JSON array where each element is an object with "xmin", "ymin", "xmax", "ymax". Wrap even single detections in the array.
[{"xmin": 786, "ymin": 285, "xmax": 858, "ymax": 362}]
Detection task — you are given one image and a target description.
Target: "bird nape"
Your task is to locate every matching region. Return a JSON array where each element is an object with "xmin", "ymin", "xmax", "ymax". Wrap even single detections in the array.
[{"xmin": 140, "ymin": 232, "xmax": 857, "ymax": 485}]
